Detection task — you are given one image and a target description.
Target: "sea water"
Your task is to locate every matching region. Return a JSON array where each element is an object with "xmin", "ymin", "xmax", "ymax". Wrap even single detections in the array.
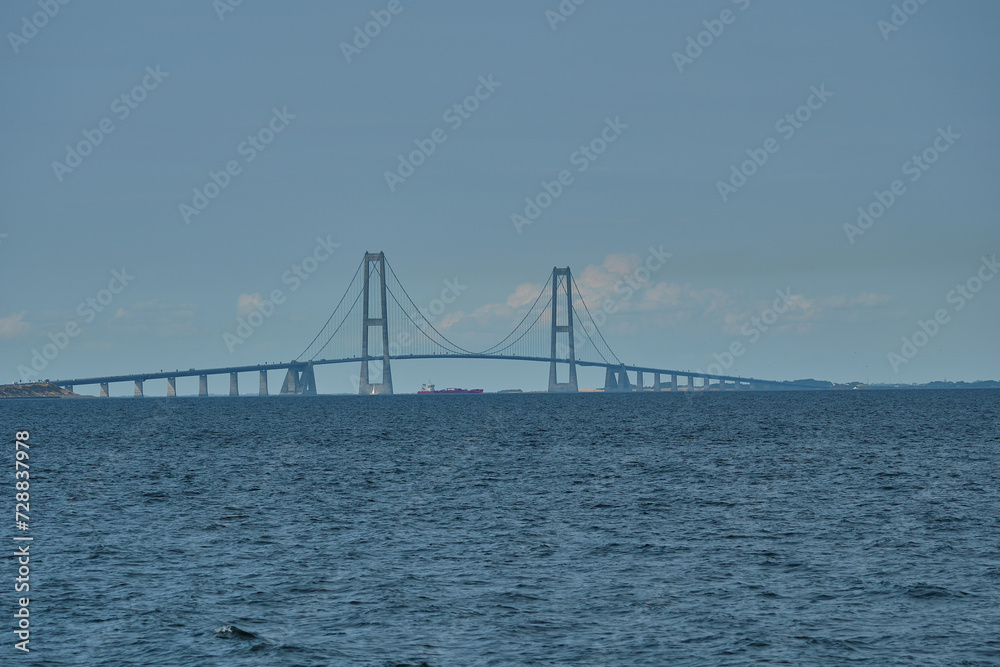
[{"xmin": 2, "ymin": 390, "xmax": 998, "ymax": 665}]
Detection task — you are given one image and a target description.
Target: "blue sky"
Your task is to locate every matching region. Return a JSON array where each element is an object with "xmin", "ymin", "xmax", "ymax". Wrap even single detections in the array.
[{"xmin": 1, "ymin": 0, "xmax": 998, "ymax": 394}]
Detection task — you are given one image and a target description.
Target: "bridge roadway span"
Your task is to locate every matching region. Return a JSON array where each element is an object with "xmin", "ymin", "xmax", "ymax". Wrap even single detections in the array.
[{"xmin": 52, "ymin": 354, "xmax": 810, "ymax": 396}]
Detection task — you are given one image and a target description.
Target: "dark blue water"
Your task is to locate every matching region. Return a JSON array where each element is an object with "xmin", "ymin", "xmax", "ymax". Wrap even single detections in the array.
[{"xmin": 3, "ymin": 390, "xmax": 999, "ymax": 666}]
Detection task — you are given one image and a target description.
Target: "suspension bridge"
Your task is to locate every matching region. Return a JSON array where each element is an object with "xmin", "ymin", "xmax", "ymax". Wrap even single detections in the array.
[{"xmin": 52, "ymin": 252, "xmax": 815, "ymax": 396}]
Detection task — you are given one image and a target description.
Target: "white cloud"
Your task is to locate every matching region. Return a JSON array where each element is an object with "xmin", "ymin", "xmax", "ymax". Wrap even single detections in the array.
[
  {"xmin": 506, "ymin": 283, "xmax": 542, "ymax": 308},
  {"xmin": 0, "ymin": 311, "xmax": 29, "ymax": 339},
  {"xmin": 820, "ymin": 292, "xmax": 892, "ymax": 308},
  {"xmin": 720, "ymin": 290, "xmax": 892, "ymax": 335},
  {"xmin": 442, "ymin": 251, "xmax": 729, "ymax": 337},
  {"xmin": 641, "ymin": 282, "xmax": 682, "ymax": 308},
  {"xmin": 237, "ymin": 293, "xmax": 263, "ymax": 317},
  {"xmin": 573, "ymin": 253, "xmax": 642, "ymax": 306},
  {"xmin": 106, "ymin": 299, "xmax": 200, "ymax": 338},
  {"xmin": 420, "ymin": 250, "xmax": 895, "ymax": 348}
]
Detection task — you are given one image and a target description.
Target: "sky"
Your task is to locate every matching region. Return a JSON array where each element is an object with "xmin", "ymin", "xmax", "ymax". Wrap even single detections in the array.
[{"xmin": 1, "ymin": 0, "xmax": 998, "ymax": 395}]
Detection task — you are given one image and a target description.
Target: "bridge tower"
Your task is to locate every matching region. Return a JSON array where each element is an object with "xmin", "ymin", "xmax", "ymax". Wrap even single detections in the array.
[
  {"xmin": 548, "ymin": 267, "xmax": 578, "ymax": 393},
  {"xmin": 359, "ymin": 252, "xmax": 393, "ymax": 395}
]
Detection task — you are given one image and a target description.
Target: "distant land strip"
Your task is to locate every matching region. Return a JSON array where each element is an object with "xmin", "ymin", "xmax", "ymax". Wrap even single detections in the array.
[{"xmin": 0, "ymin": 382, "xmax": 86, "ymax": 399}]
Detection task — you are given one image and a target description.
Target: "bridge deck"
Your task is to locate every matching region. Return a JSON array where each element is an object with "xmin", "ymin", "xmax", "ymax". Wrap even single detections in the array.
[{"xmin": 51, "ymin": 354, "xmax": 805, "ymax": 389}]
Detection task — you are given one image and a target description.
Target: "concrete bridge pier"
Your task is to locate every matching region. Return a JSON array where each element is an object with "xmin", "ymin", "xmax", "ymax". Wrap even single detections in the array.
[
  {"xmin": 199, "ymin": 375, "xmax": 208, "ymax": 397},
  {"xmin": 702, "ymin": 377, "xmax": 711, "ymax": 391},
  {"xmin": 281, "ymin": 368, "xmax": 299, "ymax": 394},
  {"xmin": 619, "ymin": 367, "xmax": 633, "ymax": 392},
  {"xmin": 259, "ymin": 370, "xmax": 268, "ymax": 396},
  {"xmin": 134, "ymin": 379, "xmax": 144, "ymax": 398},
  {"xmin": 653, "ymin": 373, "xmax": 661, "ymax": 391},
  {"xmin": 100, "ymin": 382, "xmax": 109, "ymax": 398},
  {"xmin": 230, "ymin": 373, "xmax": 239, "ymax": 397},
  {"xmin": 167, "ymin": 377, "xmax": 176, "ymax": 397},
  {"xmin": 636, "ymin": 371, "xmax": 644, "ymax": 392},
  {"xmin": 278, "ymin": 364, "xmax": 317, "ymax": 395},
  {"xmin": 602, "ymin": 366, "xmax": 632, "ymax": 392},
  {"xmin": 547, "ymin": 362, "xmax": 578, "ymax": 393},
  {"xmin": 672, "ymin": 374, "xmax": 678, "ymax": 391},
  {"xmin": 604, "ymin": 366, "xmax": 618, "ymax": 391},
  {"xmin": 299, "ymin": 362, "xmax": 318, "ymax": 395}
]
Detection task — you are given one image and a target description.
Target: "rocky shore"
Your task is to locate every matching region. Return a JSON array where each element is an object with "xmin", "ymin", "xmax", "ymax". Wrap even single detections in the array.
[{"xmin": 0, "ymin": 382, "xmax": 88, "ymax": 399}]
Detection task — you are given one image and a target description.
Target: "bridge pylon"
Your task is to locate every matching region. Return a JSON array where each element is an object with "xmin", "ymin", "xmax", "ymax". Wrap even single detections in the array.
[
  {"xmin": 279, "ymin": 362, "xmax": 317, "ymax": 395},
  {"xmin": 299, "ymin": 362, "xmax": 317, "ymax": 395},
  {"xmin": 359, "ymin": 252, "xmax": 393, "ymax": 395},
  {"xmin": 603, "ymin": 365, "xmax": 633, "ymax": 392},
  {"xmin": 548, "ymin": 267, "xmax": 578, "ymax": 393}
]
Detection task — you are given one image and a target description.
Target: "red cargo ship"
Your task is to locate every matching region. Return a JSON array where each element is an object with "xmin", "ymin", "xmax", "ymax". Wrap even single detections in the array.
[{"xmin": 417, "ymin": 383, "xmax": 484, "ymax": 394}]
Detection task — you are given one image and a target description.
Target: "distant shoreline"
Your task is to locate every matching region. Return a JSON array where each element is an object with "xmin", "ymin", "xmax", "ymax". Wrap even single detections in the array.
[{"xmin": 0, "ymin": 382, "xmax": 89, "ymax": 399}]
